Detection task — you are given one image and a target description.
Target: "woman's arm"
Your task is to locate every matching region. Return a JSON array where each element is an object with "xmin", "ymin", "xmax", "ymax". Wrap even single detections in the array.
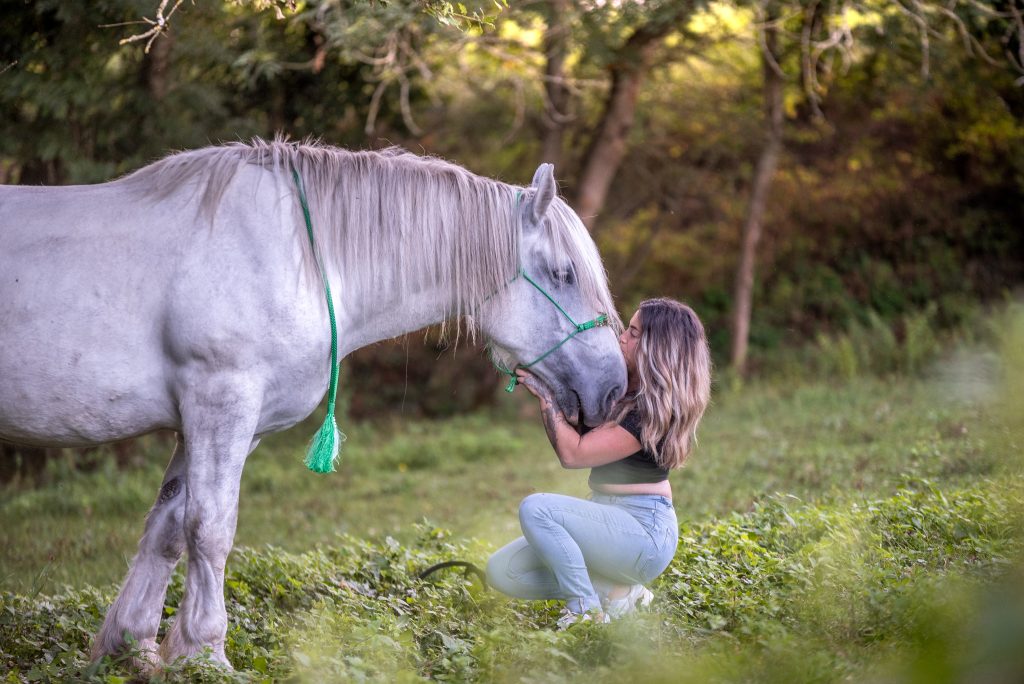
[{"xmin": 516, "ymin": 370, "xmax": 641, "ymax": 469}]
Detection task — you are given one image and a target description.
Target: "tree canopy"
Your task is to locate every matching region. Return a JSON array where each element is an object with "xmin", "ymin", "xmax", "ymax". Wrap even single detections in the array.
[{"xmin": 2, "ymin": 0, "xmax": 1022, "ymax": 409}]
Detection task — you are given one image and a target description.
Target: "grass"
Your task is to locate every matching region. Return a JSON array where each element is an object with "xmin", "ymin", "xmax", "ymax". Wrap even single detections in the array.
[
  {"xmin": 1, "ymin": 482, "xmax": 1021, "ymax": 682},
  {"xmin": 1, "ymin": 310, "xmax": 1022, "ymax": 681},
  {"xmin": 0, "ymin": 374, "xmax": 1008, "ymax": 595}
]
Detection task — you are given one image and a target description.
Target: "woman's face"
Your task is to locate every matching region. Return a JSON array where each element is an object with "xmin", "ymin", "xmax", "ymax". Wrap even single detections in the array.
[{"xmin": 619, "ymin": 310, "xmax": 642, "ymax": 379}]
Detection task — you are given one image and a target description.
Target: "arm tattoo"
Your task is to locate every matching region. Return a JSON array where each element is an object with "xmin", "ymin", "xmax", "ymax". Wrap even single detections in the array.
[
  {"xmin": 540, "ymin": 402, "xmax": 564, "ymax": 451},
  {"xmin": 522, "ymin": 375, "xmax": 567, "ymax": 453}
]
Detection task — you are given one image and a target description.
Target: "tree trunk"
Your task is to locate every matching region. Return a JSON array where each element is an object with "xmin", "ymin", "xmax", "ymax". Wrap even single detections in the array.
[
  {"xmin": 797, "ymin": 0, "xmax": 826, "ymax": 121},
  {"xmin": 574, "ymin": 58, "xmax": 650, "ymax": 230},
  {"xmin": 0, "ymin": 442, "xmax": 51, "ymax": 483},
  {"xmin": 19, "ymin": 158, "xmax": 62, "ymax": 185},
  {"xmin": 540, "ymin": 0, "xmax": 572, "ymax": 167},
  {"xmin": 573, "ymin": 3, "xmax": 695, "ymax": 230},
  {"xmin": 730, "ymin": 2, "xmax": 784, "ymax": 375},
  {"xmin": 140, "ymin": 31, "xmax": 173, "ymax": 100}
]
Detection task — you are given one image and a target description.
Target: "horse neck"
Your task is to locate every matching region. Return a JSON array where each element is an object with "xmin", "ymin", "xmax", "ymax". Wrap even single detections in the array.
[
  {"xmin": 335, "ymin": 280, "xmax": 458, "ymax": 356},
  {"xmin": 312, "ymin": 161, "xmax": 517, "ymax": 353},
  {"xmin": 325, "ymin": 227, "xmax": 500, "ymax": 356}
]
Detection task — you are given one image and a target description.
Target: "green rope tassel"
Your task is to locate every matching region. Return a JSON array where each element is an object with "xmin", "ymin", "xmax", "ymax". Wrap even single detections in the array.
[
  {"xmin": 306, "ymin": 400, "xmax": 343, "ymax": 473},
  {"xmin": 293, "ymin": 168, "xmax": 346, "ymax": 473}
]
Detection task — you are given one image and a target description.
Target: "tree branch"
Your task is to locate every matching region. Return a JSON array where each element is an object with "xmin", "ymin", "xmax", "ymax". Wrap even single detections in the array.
[{"xmin": 106, "ymin": 0, "xmax": 187, "ymax": 54}]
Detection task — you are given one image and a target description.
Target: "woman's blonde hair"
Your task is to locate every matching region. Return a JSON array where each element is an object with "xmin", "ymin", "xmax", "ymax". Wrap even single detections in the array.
[{"xmin": 615, "ymin": 298, "xmax": 712, "ymax": 469}]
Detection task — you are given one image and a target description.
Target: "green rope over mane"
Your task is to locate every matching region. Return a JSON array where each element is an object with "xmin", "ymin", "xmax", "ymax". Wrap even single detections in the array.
[{"xmin": 292, "ymin": 168, "xmax": 345, "ymax": 473}]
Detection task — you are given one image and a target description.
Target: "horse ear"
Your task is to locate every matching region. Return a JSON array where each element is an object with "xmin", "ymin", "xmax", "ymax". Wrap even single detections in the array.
[{"xmin": 530, "ymin": 163, "xmax": 556, "ymax": 222}]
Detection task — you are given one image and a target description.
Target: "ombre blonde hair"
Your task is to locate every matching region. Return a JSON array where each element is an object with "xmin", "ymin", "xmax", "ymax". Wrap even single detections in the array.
[{"xmin": 615, "ymin": 298, "xmax": 712, "ymax": 469}]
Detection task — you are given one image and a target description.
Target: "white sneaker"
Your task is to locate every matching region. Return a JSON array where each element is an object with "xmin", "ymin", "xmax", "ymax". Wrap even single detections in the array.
[
  {"xmin": 556, "ymin": 608, "xmax": 610, "ymax": 630},
  {"xmin": 603, "ymin": 585, "xmax": 654, "ymax": 619}
]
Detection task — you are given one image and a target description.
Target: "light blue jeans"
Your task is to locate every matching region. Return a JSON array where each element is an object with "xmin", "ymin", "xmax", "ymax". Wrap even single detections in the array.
[{"xmin": 486, "ymin": 492, "xmax": 679, "ymax": 614}]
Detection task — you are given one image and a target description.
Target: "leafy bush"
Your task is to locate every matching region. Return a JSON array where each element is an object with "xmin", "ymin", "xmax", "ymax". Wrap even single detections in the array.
[{"xmin": 1, "ymin": 481, "xmax": 1021, "ymax": 682}]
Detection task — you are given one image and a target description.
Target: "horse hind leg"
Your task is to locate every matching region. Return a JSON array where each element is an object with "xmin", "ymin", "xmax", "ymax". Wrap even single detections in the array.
[
  {"xmin": 92, "ymin": 436, "xmax": 188, "ymax": 669},
  {"xmin": 159, "ymin": 384, "xmax": 261, "ymax": 667}
]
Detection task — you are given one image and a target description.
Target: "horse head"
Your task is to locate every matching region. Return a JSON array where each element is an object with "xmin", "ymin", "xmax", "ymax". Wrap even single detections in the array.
[{"xmin": 484, "ymin": 164, "xmax": 627, "ymax": 427}]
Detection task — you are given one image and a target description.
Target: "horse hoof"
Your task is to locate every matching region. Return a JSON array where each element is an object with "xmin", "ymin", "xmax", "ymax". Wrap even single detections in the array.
[
  {"xmin": 159, "ymin": 633, "xmax": 232, "ymax": 670},
  {"xmin": 89, "ymin": 636, "xmax": 162, "ymax": 674},
  {"xmin": 132, "ymin": 639, "xmax": 163, "ymax": 673}
]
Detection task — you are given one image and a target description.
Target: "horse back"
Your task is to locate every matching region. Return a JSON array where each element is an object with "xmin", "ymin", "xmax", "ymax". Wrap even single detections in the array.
[{"xmin": 0, "ymin": 176, "xmax": 325, "ymax": 447}]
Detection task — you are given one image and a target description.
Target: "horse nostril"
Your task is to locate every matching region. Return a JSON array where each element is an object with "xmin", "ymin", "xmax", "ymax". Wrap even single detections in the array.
[{"xmin": 602, "ymin": 384, "xmax": 624, "ymax": 415}]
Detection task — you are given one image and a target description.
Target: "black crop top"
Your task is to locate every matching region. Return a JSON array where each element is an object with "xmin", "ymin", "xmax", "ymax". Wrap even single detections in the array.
[{"xmin": 588, "ymin": 409, "xmax": 669, "ymax": 486}]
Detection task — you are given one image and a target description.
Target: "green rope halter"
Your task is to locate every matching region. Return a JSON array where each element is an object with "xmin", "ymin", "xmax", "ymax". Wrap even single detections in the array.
[
  {"xmin": 293, "ymin": 168, "xmax": 345, "ymax": 473},
  {"xmin": 491, "ymin": 271, "xmax": 610, "ymax": 391},
  {"xmin": 491, "ymin": 190, "xmax": 611, "ymax": 392}
]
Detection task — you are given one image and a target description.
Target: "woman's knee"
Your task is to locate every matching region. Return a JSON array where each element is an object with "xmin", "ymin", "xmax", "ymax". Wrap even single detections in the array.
[{"xmin": 518, "ymin": 493, "xmax": 554, "ymax": 526}]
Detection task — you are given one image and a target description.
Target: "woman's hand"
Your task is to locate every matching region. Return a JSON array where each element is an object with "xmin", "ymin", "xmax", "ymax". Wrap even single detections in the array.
[{"xmin": 515, "ymin": 368, "xmax": 553, "ymax": 407}]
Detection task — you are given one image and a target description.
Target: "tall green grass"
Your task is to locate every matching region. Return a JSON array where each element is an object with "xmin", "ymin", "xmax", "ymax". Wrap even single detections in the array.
[
  {"xmin": 760, "ymin": 299, "xmax": 1016, "ymax": 383},
  {"xmin": 1, "ymin": 305, "xmax": 1022, "ymax": 681}
]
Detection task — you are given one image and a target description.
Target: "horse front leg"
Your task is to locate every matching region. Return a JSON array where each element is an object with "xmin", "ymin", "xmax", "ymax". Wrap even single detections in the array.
[
  {"xmin": 92, "ymin": 436, "xmax": 188, "ymax": 668},
  {"xmin": 159, "ymin": 385, "xmax": 260, "ymax": 667}
]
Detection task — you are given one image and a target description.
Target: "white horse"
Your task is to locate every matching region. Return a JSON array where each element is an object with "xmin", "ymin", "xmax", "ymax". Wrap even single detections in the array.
[{"xmin": 0, "ymin": 140, "xmax": 627, "ymax": 667}]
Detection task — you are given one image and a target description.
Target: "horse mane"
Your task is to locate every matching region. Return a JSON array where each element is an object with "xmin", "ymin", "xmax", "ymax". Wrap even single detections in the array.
[{"xmin": 121, "ymin": 138, "xmax": 621, "ymax": 336}]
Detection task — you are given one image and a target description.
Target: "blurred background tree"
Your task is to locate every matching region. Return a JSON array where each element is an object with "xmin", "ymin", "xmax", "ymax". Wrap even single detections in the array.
[{"xmin": 1, "ymin": 0, "xmax": 1022, "ymax": 438}]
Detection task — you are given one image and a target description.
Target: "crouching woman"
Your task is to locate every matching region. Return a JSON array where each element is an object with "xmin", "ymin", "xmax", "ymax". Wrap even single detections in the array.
[{"xmin": 486, "ymin": 298, "xmax": 712, "ymax": 628}]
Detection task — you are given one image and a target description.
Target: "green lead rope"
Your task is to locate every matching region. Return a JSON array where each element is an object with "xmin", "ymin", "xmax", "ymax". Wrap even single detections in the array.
[{"xmin": 293, "ymin": 168, "xmax": 345, "ymax": 473}]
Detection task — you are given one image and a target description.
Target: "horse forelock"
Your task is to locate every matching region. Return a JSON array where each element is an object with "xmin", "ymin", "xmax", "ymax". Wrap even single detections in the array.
[
  {"xmin": 542, "ymin": 198, "xmax": 623, "ymax": 333},
  {"xmin": 120, "ymin": 138, "xmax": 619, "ymax": 336}
]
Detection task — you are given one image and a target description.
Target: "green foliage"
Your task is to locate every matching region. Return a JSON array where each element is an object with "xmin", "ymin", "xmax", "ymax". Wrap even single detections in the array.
[
  {"xmin": 246, "ymin": 0, "xmax": 509, "ymax": 34},
  {"xmin": 5, "ymin": 349, "xmax": 1019, "ymax": 593},
  {"xmin": 664, "ymin": 480, "xmax": 1022, "ymax": 641},
  {"xmin": 3, "ymin": 0, "xmax": 1022, "ymax": 392},
  {"xmin": 4, "ymin": 305, "xmax": 1024, "ymax": 680},
  {"xmin": 0, "ymin": 0, "xmax": 470, "ymax": 186},
  {"xmin": 593, "ymin": 4, "xmax": 1023, "ymax": 370},
  {"xmin": 809, "ymin": 303, "xmax": 940, "ymax": 380},
  {"xmin": 1, "ymin": 483, "xmax": 1021, "ymax": 682}
]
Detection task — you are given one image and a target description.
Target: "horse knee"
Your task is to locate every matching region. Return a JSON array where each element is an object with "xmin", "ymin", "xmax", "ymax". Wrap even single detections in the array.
[
  {"xmin": 142, "ymin": 480, "xmax": 186, "ymax": 560},
  {"xmin": 156, "ymin": 516, "xmax": 185, "ymax": 562},
  {"xmin": 183, "ymin": 511, "xmax": 233, "ymax": 560}
]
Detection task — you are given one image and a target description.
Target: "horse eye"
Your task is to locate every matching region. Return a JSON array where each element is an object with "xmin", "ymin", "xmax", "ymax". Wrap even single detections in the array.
[{"xmin": 552, "ymin": 267, "xmax": 574, "ymax": 285}]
